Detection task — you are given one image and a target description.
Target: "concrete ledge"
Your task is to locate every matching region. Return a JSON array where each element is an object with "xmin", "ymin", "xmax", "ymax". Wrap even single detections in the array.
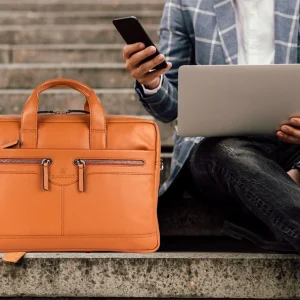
[{"xmin": 0, "ymin": 252, "xmax": 299, "ymax": 298}]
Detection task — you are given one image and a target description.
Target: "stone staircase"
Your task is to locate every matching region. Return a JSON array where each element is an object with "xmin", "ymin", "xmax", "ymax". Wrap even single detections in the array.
[
  {"xmin": 0, "ymin": 1, "xmax": 299, "ymax": 298},
  {"xmin": 0, "ymin": 0, "xmax": 174, "ymax": 160}
]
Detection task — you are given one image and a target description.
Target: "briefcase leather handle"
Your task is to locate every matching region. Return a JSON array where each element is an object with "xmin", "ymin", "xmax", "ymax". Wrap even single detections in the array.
[{"xmin": 20, "ymin": 78, "xmax": 107, "ymax": 149}]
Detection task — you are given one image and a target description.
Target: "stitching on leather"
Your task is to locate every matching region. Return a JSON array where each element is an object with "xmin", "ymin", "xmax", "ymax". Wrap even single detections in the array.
[
  {"xmin": 90, "ymin": 109, "xmax": 93, "ymax": 149},
  {"xmin": 21, "ymin": 129, "xmax": 36, "ymax": 132},
  {"xmin": 0, "ymin": 247, "xmax": 159, "ymax": 252},
  {"xmin": 0, "ymin": 233, "xmax": 157, "ymax": 239},
  {"xmin": 85, "ymin": 165, "xmax": 146, "ymax": 169},
  {"xmin": 1, "ymin": 247, "xmax": 159, "ymax": 252},
  {"xmin": 0, "ymin": 171, "xmax": 40, "ymax": 175},
  {"xmin": 61, "ymin": 187, "xmax": 64, "ymax": 236},
  {"xmin": 150, "ymin": 121, "xmax": 160, "ymax": 249},
  {"xmin": 90, "ymin": 93, "xmax": 94, "ymax": 149},
  {"xmin": 90, "ymin": 129, "xmax": 105, "ymax": 133},
  {"xmin": 103, "ymin": 109, "xmax": 107, "ymax": 150},
  {"xmin": 50, "ymin": 180, "xmax": 79, "ymax": 187},
  {"xmin": 87, "ymin": 172, "xmax": 154, "ymax": 176},
  {"xmin": 151, "ymin": 122, "xmax": 160, "ymax": 169},
  {"xmin": 50, "ymin": 173, "xmax": 154, "ymax": 186},
  {"xmin": 20, "ymin": 92, "xmax": 31, "ymax": 147}
]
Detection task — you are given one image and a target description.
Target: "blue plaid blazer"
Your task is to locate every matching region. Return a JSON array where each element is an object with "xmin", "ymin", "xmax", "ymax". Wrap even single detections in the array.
[{"xmin": 135, "ymin": 0, "xmax": 300, "ymax": 196}]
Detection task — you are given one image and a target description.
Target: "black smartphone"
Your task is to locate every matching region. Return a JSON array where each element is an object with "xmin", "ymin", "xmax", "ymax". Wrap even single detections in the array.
[{"xmin": 113, "ymin": 16, "xmax": 168, "ymax": 70}]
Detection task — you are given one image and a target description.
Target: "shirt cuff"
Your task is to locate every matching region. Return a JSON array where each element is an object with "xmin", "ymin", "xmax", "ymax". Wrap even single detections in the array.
[{"xmin": 141, "ymin": 76, "xmax": 163, "ymax": 96}]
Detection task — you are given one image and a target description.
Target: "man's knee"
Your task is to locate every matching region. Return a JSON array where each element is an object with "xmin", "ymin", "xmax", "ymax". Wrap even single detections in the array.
[
  {"xmin": 208, "ymin": 138, "xmax": 246, "ymax": 160},
  {"xmin": 190, "ymin": 138, "xmax": 245, "ymax": 173},
  {"xmin": 205, "ymin": 138, "xmax": 260, "ymax": 171},
  {"xmin": 190, "ymin": 137, "xmax": 264, "ymax": 179}
]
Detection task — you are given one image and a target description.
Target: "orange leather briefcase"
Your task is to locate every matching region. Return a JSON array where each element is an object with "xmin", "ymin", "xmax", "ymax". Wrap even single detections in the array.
[{"xmin": 0, "ymin": 78, "xmax": 161, "ymax": 254}]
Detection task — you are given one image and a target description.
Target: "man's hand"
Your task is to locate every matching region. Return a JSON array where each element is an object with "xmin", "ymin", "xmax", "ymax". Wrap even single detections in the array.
[
  {"xmin": 288, "ymin": 169, "xmax": 300, "ymax": 184},
  {"xmin": 123, "ymin": 43, "xmax": 172, "ymax": 90},
  {"xmin": 277, "ymin": 118, "xmax": 300, "ymax": 144}
]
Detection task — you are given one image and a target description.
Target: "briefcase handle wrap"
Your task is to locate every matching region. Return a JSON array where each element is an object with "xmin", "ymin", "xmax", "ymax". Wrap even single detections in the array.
[{"xmin": 20, "ymin": 78, "xmax": 107, "ymax": 149}]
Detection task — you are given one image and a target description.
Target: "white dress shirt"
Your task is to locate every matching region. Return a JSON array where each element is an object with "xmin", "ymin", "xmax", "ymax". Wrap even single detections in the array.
[
  {"xmin": 233, "ymin": 0, "xmax": 275, "ymax": 65},
  {"xmin": 143, "ymin": 0, "xmax": 275, "ymax": 94}
]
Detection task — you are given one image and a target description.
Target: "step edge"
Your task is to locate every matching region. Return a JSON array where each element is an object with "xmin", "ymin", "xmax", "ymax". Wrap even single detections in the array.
[
  {"xmin": 0, "ymin": 63, "xmax": 126, "ymax": 68},
  {"xmin": 0, "ymin": 88, "xmax": 135, "ymax": 94},
  {"xmin": 0, "ymin": 252, "xmax": 298, "ymax": 260},
  {"xmin": 0, "ymin": 24, "xmax": 159, "ymax": 30}
]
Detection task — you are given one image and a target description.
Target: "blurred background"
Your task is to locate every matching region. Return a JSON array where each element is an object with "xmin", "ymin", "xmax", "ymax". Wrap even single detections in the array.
[{"xmin": 0, "ymin": 0, "xmax": 172, "ymax": 182}]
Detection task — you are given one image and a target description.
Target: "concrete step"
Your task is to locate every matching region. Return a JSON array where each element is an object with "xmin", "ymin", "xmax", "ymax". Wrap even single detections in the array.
[
  {"xmin": 0, "ymin": 11, "xmax": 162, "ymax": 25},
  {"xmin": 0, "ymin": 0, "xmax": 165, "ymax": 12},
  {"xmin": 0, "ymin": 44, "xmax": 127, "ymax": 64},
  {"xmin": 0, "ymin": 252, "xmax": 299, "ymax": 298},
  {"xmin": 0, "ymin": 63, "xmax": 133, "ymax": 88},
  {"xmin": 0, "ymin": 25, "xmax": 159, "ymax": 45},
  {"xmin": 0, "ymin": 45, "xmax": 9, "ymax": 63},
  {"xmin": 0, "ymin": 89, "xmax": 175, "ymax": 147}
]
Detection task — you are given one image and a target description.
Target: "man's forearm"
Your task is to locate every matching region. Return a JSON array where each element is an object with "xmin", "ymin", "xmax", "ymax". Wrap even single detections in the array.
[{"xmin": 135, "ymin": 75, "xmax": 178, "ymax": 123}]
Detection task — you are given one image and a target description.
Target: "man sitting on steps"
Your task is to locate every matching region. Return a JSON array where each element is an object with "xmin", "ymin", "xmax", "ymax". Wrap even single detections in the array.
[{"xmin": 123, "ymin": 0, "xmax": 300, "ymax": 253}]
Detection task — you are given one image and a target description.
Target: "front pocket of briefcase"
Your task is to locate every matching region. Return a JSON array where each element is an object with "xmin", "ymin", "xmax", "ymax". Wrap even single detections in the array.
[
  {"xmin": 63, "ymin": 155, "xmax": 159, "ymax": 237},
  {"xmin": 0, "ymin": 158, "xmax": 62, "ymax": 236}
]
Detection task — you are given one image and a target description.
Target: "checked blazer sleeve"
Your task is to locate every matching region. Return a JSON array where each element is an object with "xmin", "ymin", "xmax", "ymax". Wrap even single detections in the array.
[{"xmin": 135, "ymin": 0, "xmax": 193, "ymax": 123}]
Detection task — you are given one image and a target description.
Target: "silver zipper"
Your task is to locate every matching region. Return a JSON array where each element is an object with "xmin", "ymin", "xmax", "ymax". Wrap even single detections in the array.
[
  {"xmin": 0, "ymin": 158, "xmax": 52, "ymax": 165},
  {"xmin": 0, "ymin": 158, "xmax": 52, "ymax": 191},
  {"xmin": 74, "ymin": 159, "xmax": 145, "ymax": 167},
  {"xmin": 74, "ymin": 158, "xmax": 145, "ymax": 193},
  {"xmin": 160, "ymin": 159, "xmax": 164, "ymax": 171}
]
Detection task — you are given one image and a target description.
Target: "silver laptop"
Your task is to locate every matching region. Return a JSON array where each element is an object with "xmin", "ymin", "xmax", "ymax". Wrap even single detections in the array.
[{"xmin": 178, "ymin": 65, "xmax": 300, "ymax": 137}]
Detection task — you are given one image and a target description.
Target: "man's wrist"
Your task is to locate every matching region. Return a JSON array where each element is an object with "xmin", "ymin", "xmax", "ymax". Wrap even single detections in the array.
[
  {"xmin": 141, "ymin": 76, "xmax": 163, "ymax": 96},
  {"xmin": 144, "ymin": 78, "xmax": 161, "ymax": 90}
]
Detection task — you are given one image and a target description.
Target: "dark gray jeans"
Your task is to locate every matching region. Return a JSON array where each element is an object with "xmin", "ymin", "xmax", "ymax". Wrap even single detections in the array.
[{"xmin": 187, "ymin": 136, "xmax": 300, "ymax": 252}]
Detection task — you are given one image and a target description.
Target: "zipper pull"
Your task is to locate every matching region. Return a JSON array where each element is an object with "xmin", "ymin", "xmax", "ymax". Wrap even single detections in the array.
[
  {"xmin": 160, "ymin": 159, "xmax": 164, "ymax": 171},
  {"xmin": 75, "ymin": 159, "xmax": 85, "ymax": 192},
  {"xmin": 41, "ymin": 159, "xmax": 52, "ymax": 191}
]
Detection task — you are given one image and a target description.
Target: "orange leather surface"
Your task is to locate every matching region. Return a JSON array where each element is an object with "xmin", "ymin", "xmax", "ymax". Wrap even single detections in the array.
[{"xmin": 0, "ymin": 79, "xmax": 161, "ymax": 253}]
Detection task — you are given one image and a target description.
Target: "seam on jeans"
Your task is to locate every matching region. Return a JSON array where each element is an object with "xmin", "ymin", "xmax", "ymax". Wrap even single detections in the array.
[
  {"xmin": 207, "ymin": 159, "xmax": 300, "ymax": 240},
  {"xmin": 206, "ymin": 159, "xmax": 228, "ymax": 194},
  {"xmin": 191, "ymin": 158, "xmax": 227, "ymax": 193}
]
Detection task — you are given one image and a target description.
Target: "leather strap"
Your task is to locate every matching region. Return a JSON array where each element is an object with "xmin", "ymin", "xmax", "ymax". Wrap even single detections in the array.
[
  {"xmin": 2, "ymin": 252, "xmax": 26, "ymax": 264},
  {"xmin": 20, "ymin": 78, "xmax": 106, "ymax": 149}
]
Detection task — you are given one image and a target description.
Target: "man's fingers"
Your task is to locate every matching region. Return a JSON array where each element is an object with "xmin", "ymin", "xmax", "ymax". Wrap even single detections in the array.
[
  {"xmin": 123, "ymin": 43, "xmax": 145, "ymax": 60},
  {"xmin": 146, "ymin": 62, "xmax": 173, "ymax": 79},
  {"xmin": 122, "ymin": 41, "xmax": 172, "ymax": 87},
  {"xmin": 133, "ymin": 53, "xmax": 167, "ymax": 77},
  {"xmin": 290, "ymin": 118, "xmax": 300, "ymax": 128},
  {"xmin": 281, "ymin": 125, "xmax": 300, "ymax": 138},
  {"xmin": 137, "ymin": 62, "xmax": 172, "ymax": 85},
  {"xmin": 277, "ymin": 131, "xmax": 300, "ymax": 145},
  {"xmin": 129, "ymin": 46, "xmax": 157, "ymax": 68},
  {"xmin": 277, "ymin": 119, "xmax": 300, "ymax": 145}
]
